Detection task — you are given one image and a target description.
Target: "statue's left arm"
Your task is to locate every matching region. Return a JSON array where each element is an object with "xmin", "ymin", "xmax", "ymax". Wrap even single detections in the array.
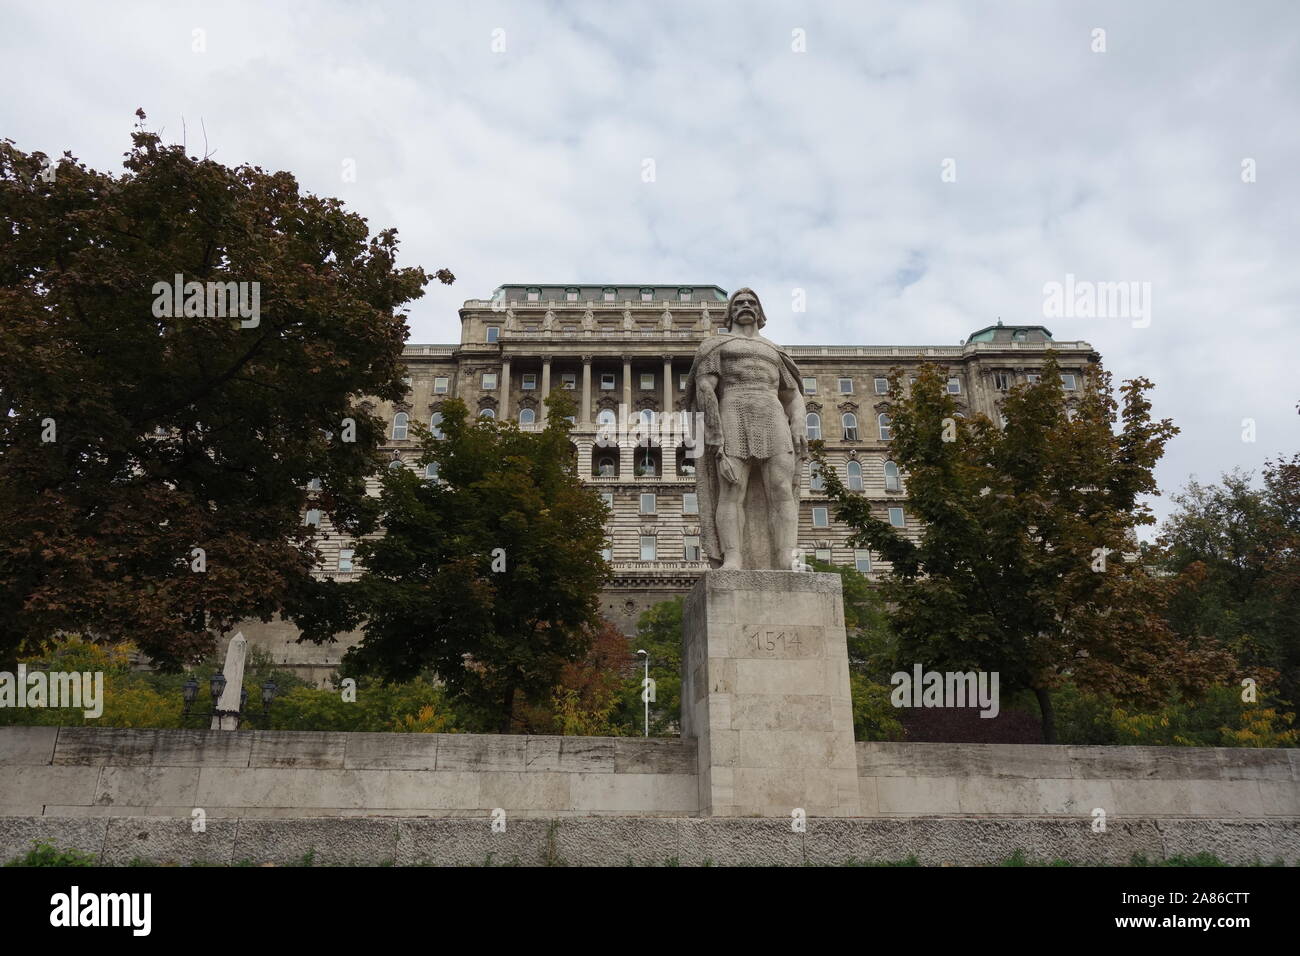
[{"xmin": 778, "ymin": 363, "xmax": 809, "ymax": 459}]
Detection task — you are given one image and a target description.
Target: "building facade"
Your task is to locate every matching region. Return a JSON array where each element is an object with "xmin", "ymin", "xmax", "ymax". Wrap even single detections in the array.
[{"xmin": 241, "ymin": 284, "xmax": 1098, "ymax": 677}]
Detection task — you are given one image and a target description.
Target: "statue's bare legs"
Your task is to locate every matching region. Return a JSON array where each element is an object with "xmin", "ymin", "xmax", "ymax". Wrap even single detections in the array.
[
  {"xmin": 716, "ymin": 455, "xmax": 750, "ymax": 569},
  {"xmin": 717, "ymin": 451, "xmax": 798, "ymax": 570},
  {"xmin": 761, "ymin": 450, "xmax": 799, "ymax": 569}
]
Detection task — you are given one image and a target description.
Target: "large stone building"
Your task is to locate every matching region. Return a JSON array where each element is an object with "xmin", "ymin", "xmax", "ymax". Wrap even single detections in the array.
[{"xmin": 240, "ymin": 284, "xmax": 1098, "ymax": 679}]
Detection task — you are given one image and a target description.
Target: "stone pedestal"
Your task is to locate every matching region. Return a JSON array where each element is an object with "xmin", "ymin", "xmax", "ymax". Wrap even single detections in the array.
[{"xmin": 681, "ymin": 570, "xmax": 860, "ymax": 817}]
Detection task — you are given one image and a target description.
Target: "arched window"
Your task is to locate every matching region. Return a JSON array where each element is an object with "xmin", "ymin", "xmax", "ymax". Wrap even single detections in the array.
[
  {"xmin": 810, "ymin": 461, "xmax": 825, "ymax": 492},
  {"xmin": 878, "ymin": 413, "xmax": 892, "ymax": 441},
  {"xmin": 388, "ymin": 458, "xmax": 404, "ymax": 471},
  {"xmin": 479, "ymin": 408, "xmax": 495, "ymax": 419},
  {"xmin": 884, "ymin": 460, "xmax": 900, "ymax": 492},
  {"xmin": 429, "ymin": 412, "xmax": 444, "ymax": 439},
  {"xmin": 806, "ymin": 412, "xmax": 822, "ymax": 441},
  {"xmin": 519, "ymin": 407, "xmax": 536, "ymax": 426},
  {"xmin": 597, "ymin": 457, "xmax": 616, "ymax": 478},
  {"xmin": 596, "ymin": 409, "xmax": 617, "ymax": 427},
  {"xmin": 424, "ymin": 462, "xmax": 439, "ymax": 480},
  {"xmin": 846, "ymin": 459, "xmax": 863, "ymax": 490},
  {"xmin": 638, "ymin": 408, "xmax": 656, "ymax": 428},
  {"xmin": 842, "ymin": 413, "xmax": 859, "ymax": 441},
  {"xmin": 391, "ymin": 412, "xmax": 409, "ymax": 441}
]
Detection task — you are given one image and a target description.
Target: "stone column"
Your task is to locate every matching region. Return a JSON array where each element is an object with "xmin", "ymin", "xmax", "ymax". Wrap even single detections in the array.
[
  {"xmin": 576, "ymin": 438, "xmax": 593, "ymax": 478},
  {"xmin": 681, "ymin": 570, "xmax": 860, "ymax": 817},
  {"xmin": 581, "ymin": 355, "xmax": 593, "ymax": 424},
  {"xmin": 662, "ymin": 355, "xmax": 674, "ymax": 422},
  {"xmin": 212, "ymin": 632, "xmax": 248, "ymax": 731},
  {"xmin": 499, "ymin": 356, "xmax": 512, "ymax": 420},
  {"xmin": 540, "ymin": 356, "xmax": 552, "ymax": 422},
  {"xmin": 622, "ymin": 355, "xmax": 633, "ymax": 426}
]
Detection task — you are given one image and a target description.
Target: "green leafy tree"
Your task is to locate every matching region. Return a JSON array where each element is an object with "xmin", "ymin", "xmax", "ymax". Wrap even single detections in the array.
[
  {"xmin": 816, "ymin": 356, "xmax": 1234, "ymax": 742},
  {"xmin": 0, "ymin": 113, "xmax": 450, "ymax": 667},
  {"xmin": 323, "ymin": 392, "xmax": 611, "ymax": 732},
  {"xmin": 1157, "ymin": 457, "xmax": 1300, "ymax": 709},
  {"xmin": 613, "ymin": 597, "xmax": 685, "ymax": 737}
]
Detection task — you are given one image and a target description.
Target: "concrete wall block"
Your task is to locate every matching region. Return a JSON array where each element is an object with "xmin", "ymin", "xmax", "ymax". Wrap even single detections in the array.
[
  {"xmin": 611, "ymin": 738, "xmax": 696, "ymax": 775},
  {"xmin": 478, "ymin": 771, "xmax": 571, "ymax": 811},
  {"xmin": 232, "ymin": 817, "xmax": 398, "ymax": 865},
  {"xmin": 148, "ymin": 730, "xmax": 254, "ymax": 768},
  {"xmin": 52, "ymin": 727, "xmax": 157, "ymax": 766},
  {"xmin": 553, "ymin": 817, "xmax": 682, "ymax": 865},
  {"xmin": 1066, "ymin": 745, "xmax": 1222, "ymax": 780},
  {"xmin": 342, "ymin": 732, "xmax": 438, "ymax": 770},
  {"xmin": 555, "ymin": 737, "xmax": 616, "ymax": 773},
  {"xmin": 677, "ymin": 817, "xmax": 805, "ymax": 866},
  {"xmin": 251, "ymin": 731, "xmax": 346, "ymax": 769},
  {"xmin": 434, "ymin": 734, "xmax": 528, "ymax": 772},
  {"xmin": 102, "ymin": 816, "xmax": 237, "ymax": 866},
  {"xmin": 0, "ymin": 766, "xmax": 100, "ymax": 807},
  {"xmin": 876, "ymin": 775, "xmax": 961, "ymax": 815},
  {"xmin": 0, "ymin": 815, "xmax": 107, "ymax": 864},
  {"xmin": 1214, "ymin": 748, "xmax": 1294, "ymax": 781},
  {"xmin": 0, "ymin": 727, "xmax": 58, "ymax": 765},
  {"xmin": 396, "ymin": 817, "xmax": 553, "ymax": 866},
  {"xmin": 94, "ymin": 767, "xmax": 200, "ymax": 809},
  {"xmin": 1157, "ymin": 818, "xmax": 1300, "ymax": 865}
]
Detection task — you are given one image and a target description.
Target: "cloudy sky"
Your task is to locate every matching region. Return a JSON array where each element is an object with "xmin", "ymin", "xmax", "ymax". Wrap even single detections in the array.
[{"xmin": 4, "ymin": 0, "xmax": 1297, "ymax": 530}]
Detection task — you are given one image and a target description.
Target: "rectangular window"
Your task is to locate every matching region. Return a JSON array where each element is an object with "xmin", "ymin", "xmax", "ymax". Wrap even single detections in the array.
[
  {"xmin": 679, "ymin": 288, "xmax": 692, "ymax": 302},
  {"xmin": 874, "ymin": 377, "xmax": 889, "ymax": 394},
  {"xmin": 1026, "ymin": 373, "xmax": 1042, "ymax": 384},
  {"xmin": 640, "ymin": 373, "xmax": 654, "ymax": 390},
  {"xmin": 946, "ymin": 378, "xmax": 961, "ymax": 394},
  {"xmin": 682, "ymin": 493, "xmax": 698, "ymax": 514},
  {"xmin": 603, "ymin": 288, "xmax": 616, "ymax": 302},
  {"xmin": 486, "ymin": 326, "xmax": 500, "ymax": 343},
  {"xmin": 683, "ymin": 535, "xmax": 701, "ymax": 561},
  {"xmin": 338, "ymin": 549, "xmax": 354, "ymax": 572},
  {"xmin": 522, "ymin": 373, "xmax": 537, "ymax": 390},
  {"xmin": 888, "ymin": 507, "xmax": 905, "ymax": 527},
  {"xmin": 640, "ymin": 493, "xmax": 656, "ymax": 515},
  {"xmin": 854, "ymin": 549, "xmax": 871, "ymax": 573},
  {"xmin": 304, "ymin": 509, "xmax": 321, "ymax": 527},
  {"xmin": 838, "ymin": 378, "xmax": 853, "ymax": 394},
  {"xmin": 640, "ymin": 536, "xmax": 656, "ymax": 560},
  {"xmin": 434, "ymin": 376, "xmax": 449, "ymax": 394},
  {"xmin": 601, "ymin": 542, "xmax": 613, "ymax": 561},
  {"xmin": 679, "ymin": 374, "xmax": 688, "ymax": 391},
  {"xmin": 561, "ymin": 373, "xmax": 576, "ymax": 390},
  {"xmin": 802, "ymin": 377, "xmax": 817, "ymax": 394},
  {"xmin": 600, "ymin": 492, "xmax": 614, "ymax": 511},
  {"xmin": 566, "ymin": 288, "xmax": 578, "ymax": 302},
  {"xmin": 481, "ymin": 373, "xmax": 498, "ymax": 390},
  {"xmin": 600, "ymin": 373, "xmax": 616, "ymax": 390},
  {"xmin": 993, "ymin": 372, "xmax": 1011, "ymax": 391},
  {"xmin": 1062, "ymin": 373, "xmax": 1077, "ymax": 390},
  {"xmin": 812, "ymin": 506, "xmax": 829, "ymax": 528},
  {"xmin": 526, "ymin": 288, "xmax": 540, "ymax": 302},
  {"xmin": 815, "ymin": 548, "xmax": 832, "ymax": 563},
  {"xmin": 640, "ymin": 288, "xmax": 653, "ymax": 302}
]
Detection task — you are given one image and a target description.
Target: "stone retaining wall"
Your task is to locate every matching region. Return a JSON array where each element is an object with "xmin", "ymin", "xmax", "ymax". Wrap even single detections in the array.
[
  {"xmin": 1, "ymin": 814, "xmax": 1295, "ymax": 866},
  {"xmin": 2, "ymin": 728, "xmax": 1296, "ymax": 822}
]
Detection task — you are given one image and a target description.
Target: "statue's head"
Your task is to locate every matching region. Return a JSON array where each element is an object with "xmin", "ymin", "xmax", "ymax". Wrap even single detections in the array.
[{"xmin": 725, "ymin": 288, "xmax": 766, "ymax": 331}]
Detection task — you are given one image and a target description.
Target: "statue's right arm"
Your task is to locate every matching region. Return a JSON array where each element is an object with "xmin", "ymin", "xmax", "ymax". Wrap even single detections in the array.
[{"xmin": 696, "ymin": 372, "xmax": 723, "ymax": 448}]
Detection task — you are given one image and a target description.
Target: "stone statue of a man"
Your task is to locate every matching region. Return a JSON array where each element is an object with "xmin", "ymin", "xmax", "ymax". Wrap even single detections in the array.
[{"xmin": 685, "ymin": 288, "xmax": 808, "ymax": 570}]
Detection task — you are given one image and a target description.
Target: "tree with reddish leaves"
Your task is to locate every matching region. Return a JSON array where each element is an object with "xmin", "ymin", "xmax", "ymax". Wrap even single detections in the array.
[{"xmin": 0, "ymin": 112, "xmax": 450, "ymax": 668}]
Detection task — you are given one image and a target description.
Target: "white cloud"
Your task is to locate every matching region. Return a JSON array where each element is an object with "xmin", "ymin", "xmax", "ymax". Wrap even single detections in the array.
[{"xmin": 3, "ymin": 0, "xmax": 1297, "ymax": 529}]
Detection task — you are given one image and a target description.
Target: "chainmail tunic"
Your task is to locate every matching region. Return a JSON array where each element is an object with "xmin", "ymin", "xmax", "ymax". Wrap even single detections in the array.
[{"xmin": 696, "ymin": 337, "xmax": 797, "ymax": 460}]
